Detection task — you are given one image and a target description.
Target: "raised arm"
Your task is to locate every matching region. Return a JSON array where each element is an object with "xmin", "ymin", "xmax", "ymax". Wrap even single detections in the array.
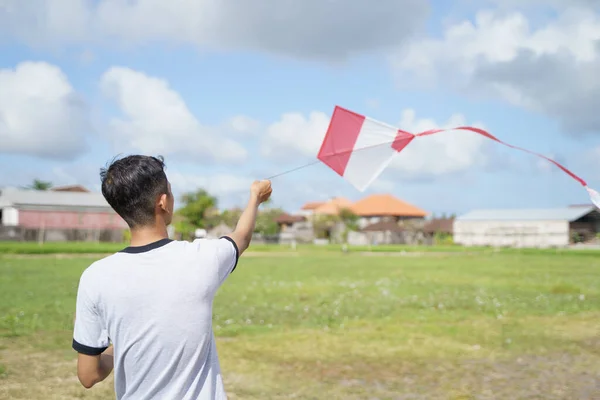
[{"xmin": 228, "ymin": 180, "xmax": 272, "ymax": 254}]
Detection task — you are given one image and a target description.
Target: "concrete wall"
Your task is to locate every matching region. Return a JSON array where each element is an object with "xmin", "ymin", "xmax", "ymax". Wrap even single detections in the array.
[
  {"xmin": 357, "ymin": 217, "xmax": 381, "ymax": 229},
  {"xmin": 18, "ymin": 209, "xmax": 126, "ymax": 230},
  {"xmin": 279, "ymin": 221, "xmax": 315, "ymax": 244},
  {"xmin": 453, "ymin": 220, "xmax": 570, "ymax": 248},
  {"xmin": 348, "ymin": 230, "xmax": 427, "ymax": 246},
  {"xmin": 1, "ymin": 207, "xmax": 18, "ymax": 226}
]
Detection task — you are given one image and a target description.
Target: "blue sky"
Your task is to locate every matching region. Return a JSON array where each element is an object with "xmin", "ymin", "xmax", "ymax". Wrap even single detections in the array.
[{"xmin": 1, "ymin": 0, "xmax": 599, "ymax": 216}]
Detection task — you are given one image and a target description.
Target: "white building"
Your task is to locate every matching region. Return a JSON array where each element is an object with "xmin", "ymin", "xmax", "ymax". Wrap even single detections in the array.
[{"xmin": 454, "ymin": 206, "xmax": 600, "ymax": 248}]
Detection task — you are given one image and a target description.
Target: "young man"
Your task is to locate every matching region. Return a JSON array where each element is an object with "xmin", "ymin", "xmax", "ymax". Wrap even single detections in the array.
[{"xmin": 72, "ymin": 155, "xmax": 272, "ymax": 399}]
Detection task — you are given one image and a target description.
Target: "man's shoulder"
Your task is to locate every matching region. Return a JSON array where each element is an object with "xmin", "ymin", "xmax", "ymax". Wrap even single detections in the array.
[
  {"xmin": 78, "ymin": 252, "xmax": 123, "ymax": 282},
  {"xmin": 190, "ymin": 236, "xmax": 237, "ymax": 254}
]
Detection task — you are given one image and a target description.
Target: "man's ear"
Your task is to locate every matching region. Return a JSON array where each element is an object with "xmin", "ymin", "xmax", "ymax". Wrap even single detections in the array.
[{"xmin": 158, "ymin": 193, "xmax": 170, "ymax": 214}]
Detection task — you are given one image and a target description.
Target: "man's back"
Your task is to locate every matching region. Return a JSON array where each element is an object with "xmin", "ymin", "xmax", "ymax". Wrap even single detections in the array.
[{"xmin": 73, "ymin": 237, "xmax": 238, "ymax": 400}]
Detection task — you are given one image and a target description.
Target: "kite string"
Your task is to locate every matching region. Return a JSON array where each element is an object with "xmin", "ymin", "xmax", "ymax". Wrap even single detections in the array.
[
  {"xmin": 265, "ymin": 137, "xmax": 405, "ymax": 180},
  {"xmin": 266, "ymin": 160, "xmax": 321, "ymax": 179}
]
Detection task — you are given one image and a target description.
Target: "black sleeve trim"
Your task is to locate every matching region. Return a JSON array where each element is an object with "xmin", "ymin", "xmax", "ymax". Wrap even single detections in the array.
[
  {"xmin": 72, "ymin": 339, "xmax": 108, "ymax": 356},
  {"xmin": 219, "ymin": 236, "xmax": 240, "ymax": 273}
]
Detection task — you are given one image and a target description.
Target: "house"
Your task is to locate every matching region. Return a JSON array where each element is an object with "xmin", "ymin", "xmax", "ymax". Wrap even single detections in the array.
[
  {"xmin": 208, "ymin": 222, "xmax": 233, "ymax": 239},
  {"xmin": 351, "ymin": 220, "xmax": 406, "ymax": 245},
  {"xmin": 275, "ymin": 213, "xmax": 306, "ymax": 230},
  {"xmin": 350, "ymin": 194, "xmax": 428, "ymax": 228},
  {"xmin": 453, "ymin": 205, "xmax": 600, "ymax": 248},
  {"xmin": 295, "ymin": 193, "xmax": 429, "ymax": 245},
  {"xmin": 312, "ymin": 197, "xmax": 354, "ymax": 216},
  {"xmin": 298, "ymin": 201, "xmax": 325, "ymax": 217},
  {"xmin": 275, "ymin": 213, "xmax": 313, "ymax": 243},
  {"xmin": 0, "ymin": 187, "xmax": 127, "ymax": 242},
  {"xmin": 422, "ymin": 217, "xmax": 455, "ymax": 245}
]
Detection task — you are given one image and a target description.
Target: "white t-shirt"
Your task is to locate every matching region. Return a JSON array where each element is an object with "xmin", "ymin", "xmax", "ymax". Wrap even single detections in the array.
[{"xmin": 72, "ymin": 237, "xmax": 239, "ymax": 400}]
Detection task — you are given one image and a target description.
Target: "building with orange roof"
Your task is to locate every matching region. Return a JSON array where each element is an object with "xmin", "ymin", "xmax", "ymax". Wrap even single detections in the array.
[
  {"xmin": 300, "ymin": 201, "xmax": 325, "ymax": 211},
  {"xmin": 349, "ymin": 193, "xmax": 428, "ymax": 231},
  {"xmin": 313, "ymin": 197, "xmax": 353, "ymax": 215},
  {"xmin": 298, "ymin": 201, "xmax": 325, "ymax": 217},
  {"xmin": 351, "ymin": 194, "xmax": 427, "ymax": 218}
]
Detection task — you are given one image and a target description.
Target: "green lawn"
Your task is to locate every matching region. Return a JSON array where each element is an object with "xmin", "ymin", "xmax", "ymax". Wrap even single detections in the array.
[
  {"xmin": 1, "ymin": 251, "xmax": 599, "ymax": 399},
  {"xmin": 0, "ymin": 240, "xmax": 473, "ymax": 254},
  {"xmin": 1, "ymin": 240, "xmax": 600, "ymax": 256}
]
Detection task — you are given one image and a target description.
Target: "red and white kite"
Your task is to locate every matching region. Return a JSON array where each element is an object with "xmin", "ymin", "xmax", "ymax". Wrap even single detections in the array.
[{"xmin": 317, "ymin": 106, "xmax": 600, "ymax": 209}]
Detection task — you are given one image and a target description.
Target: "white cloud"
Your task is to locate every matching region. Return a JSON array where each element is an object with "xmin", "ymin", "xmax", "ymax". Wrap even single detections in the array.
[
  {"xmin": 166, "ymin": 170, "xmax": 253, "ymax": 209},
  {"xmin": 49, "ymin": 164, "xmax": 102, "ymax": 191},
  {"xmin": 483, "ymin": 0, "xmax": 600, "ymax": 10},
  {"xmin": 0, "ymin": 159, "xmax": 102, "ymax": 192},
  {"xmin": 227, "ymin": 115, "xmax": 261, "ymax": 136},
  {"xmin": 391, "ymin": 8, "xmax": 600, "ymax": 133},
  {"xmin": 0, "ymin": 0, "xmax": 428, "ymax": 60},
  {"xmin": 0, "ymin": 62, "xmax": 90, "ymax": 160},
  {"xmin": 99, "ymin": 67, "xmax": 247, "ymax": 164},
  {"xmin": 261, "ymin": 111, "xmax": 331, "ymax": 161},
  {"xmin": 168, "ymin": 171, "xmax": 251, "ymax": 197}
]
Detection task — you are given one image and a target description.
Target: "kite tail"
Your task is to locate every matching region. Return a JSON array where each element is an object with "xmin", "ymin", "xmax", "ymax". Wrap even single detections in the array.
[
  {"xmin": 415, "ymin": 127, "xmax": 599, "ymax": 209},
  {"xmin": 586, "ymin": 187, "xmax": 600, "ymax": 209}
]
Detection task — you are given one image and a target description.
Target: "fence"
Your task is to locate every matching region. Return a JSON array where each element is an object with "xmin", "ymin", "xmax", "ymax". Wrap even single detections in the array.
[{"xmin": 0, "ymin": 226, "xmax": 125, "ymax": 243}]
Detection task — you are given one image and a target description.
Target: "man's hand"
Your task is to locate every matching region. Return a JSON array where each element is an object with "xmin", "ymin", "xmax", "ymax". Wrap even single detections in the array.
[
  {"xmin": 250, "ymin": 180, "xmax": 272, "ymax": 204},
  {"xmin": 229, "ymin": 180, "xmax": 273, "ymax": 254}
]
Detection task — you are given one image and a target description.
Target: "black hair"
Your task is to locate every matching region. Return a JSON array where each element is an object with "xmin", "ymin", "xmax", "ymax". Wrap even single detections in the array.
[{"xmin": 100, "ymin": 155, "xmax": 170, "ymax": 228}]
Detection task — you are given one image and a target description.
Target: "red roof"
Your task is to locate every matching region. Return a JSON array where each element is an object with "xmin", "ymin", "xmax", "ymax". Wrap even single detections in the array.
[
  {"xmin": 313, "ymin": 197, "xmax": 353, "ymax": 215},
  {"xmin": 51, "ymin": 185, "xmax": 90, "ymax": 193},
  {"xmin": 350, "ymin": 194, "xmax": 427, "ymax": 217},
  {"xmin": 275, "ymin": 213, "xmax": 306, "ymax": 224},
  {"xmin": 422, "ymin": 218, "xmax": 454, "ymax": 234},
  {"xmin": 301, "ymin": 201, "xmax": 325, "ymax": 211}
]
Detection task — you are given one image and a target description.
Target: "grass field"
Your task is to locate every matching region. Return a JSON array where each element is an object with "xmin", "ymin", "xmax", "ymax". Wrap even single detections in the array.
[
  {"xmin": 1, "ymin": 240, "xmax": 600, "ymax": 256},
  {"xmin": 0, "ymin": 241, "xmax": 476, "ymax": 254},
  {"xmin": 1, "ymin": 249, "xmax": 599, "ymax": 399}
]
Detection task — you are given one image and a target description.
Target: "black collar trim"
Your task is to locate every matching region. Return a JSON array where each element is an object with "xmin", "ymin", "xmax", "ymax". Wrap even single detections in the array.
[{"xmin": 119, "ymin": 238, "xmax": 173, "ymax": 254}]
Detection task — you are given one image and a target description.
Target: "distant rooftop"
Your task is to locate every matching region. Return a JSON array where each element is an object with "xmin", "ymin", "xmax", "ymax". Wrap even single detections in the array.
[
  {"xmin": 51, "ymin": 185, "xmax": 90, "ymax": 193},
  {"xmin": 275, "ymin": 213, "xmax": 306, "ymax": 224},
  {"xmin": 351, "ymin": 194, "xmax": 428, "ymax": 217},
  {"xmin": 313, "ymin": 197, "xmax": 353, "ymax": 215},
  {"xmin": 0, "ymin": 187, "xmax": 111, "ymax": 209},
  {"xmin": 300, "ymin": 201, "xmax": 325, "ymax": 211},
  {"xmin": 423, "ymin": 217, "xmax": 454, "ymax": 233},
  {"xmin": 456, "ymin": 206, "xmax": 598, "ymax": 222}
]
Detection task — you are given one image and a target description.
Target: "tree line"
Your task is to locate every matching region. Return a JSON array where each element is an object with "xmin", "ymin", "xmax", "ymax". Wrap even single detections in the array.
[{"xmin": 173, "ymin": 188, "xmax": 285, "ymax": 239}]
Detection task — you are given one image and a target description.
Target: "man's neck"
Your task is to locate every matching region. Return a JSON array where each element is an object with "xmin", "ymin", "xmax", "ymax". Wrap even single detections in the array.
[{"xmin": 129, "ymin": 225, "xmax": 169, "ymax": 247}]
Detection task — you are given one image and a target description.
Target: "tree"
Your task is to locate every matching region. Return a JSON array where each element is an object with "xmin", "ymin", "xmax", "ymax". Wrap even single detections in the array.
[
  {"xmin": 176, "ymin": 189, "xmax": 218, "ymax": 230},
  {"xmin": 216, "ymin": 208, "xmax": 243, "ymax": 228},
  {"xmin": 312, "ymin": 214, "xmax": 339, "ymax": 240},
  {"xmin": 338, "ymin": 207, "xmax": 359, "ymax": 244},
  {"xmin": 254, "ymin": 207, "xmax": 285, "ymax": 237},
  {"xmin": 24, "ymin": 179, "xmax": 52, "ymax": 190},
  {"xmin": 338, "ymin": 208, "xmax": 359, "ymax": 230},
  {"xmin": 311, "ymin": 208, "xmax": 359, "ymax": 243}
]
